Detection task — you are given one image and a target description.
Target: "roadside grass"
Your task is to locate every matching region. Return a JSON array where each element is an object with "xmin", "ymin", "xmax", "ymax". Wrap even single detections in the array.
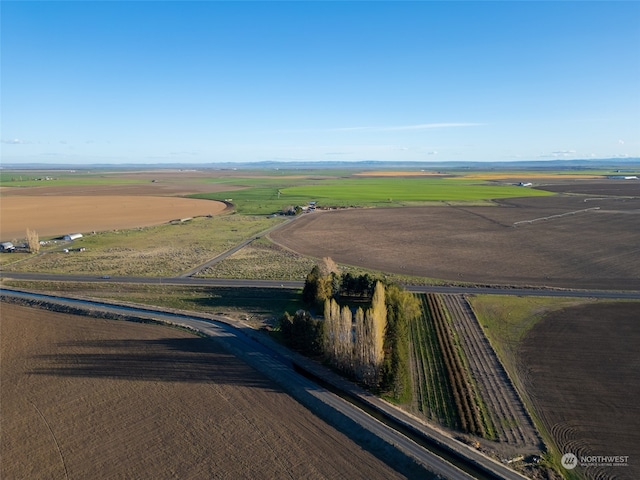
[
  {"xmin": 0, "ymin": 252, "xmax": 31, "ymax": 266},
  {"xmin": 1, "ymin": 281, "xmax": 302, "ymax": 324},
  {"xmin": 2, "ymin": 216, "xmax": 283, "ymax": 277},
  {"xmin": 1, "ymin": 231, "xmax": 444, "ymax": 285},
  {"xmin": 197, "ymin": 237, "xmax": 317, "ymax": 280}
]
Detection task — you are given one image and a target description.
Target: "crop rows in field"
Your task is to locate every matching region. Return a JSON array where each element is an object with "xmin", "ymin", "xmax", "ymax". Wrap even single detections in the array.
[
  {"xmin": 441, "ymin": 295, "xmax": 541, "ymax": 449},
  {"xmin": 409, "ymin": 295, "xmax": 459, "ymax": 429},
  {"xmin": 409, "ymin": 293, "xmax": 489, "ymax": 436},
  {"xmin": 424, "ymin": 293, "xmax": 485, "ymax": 436}
]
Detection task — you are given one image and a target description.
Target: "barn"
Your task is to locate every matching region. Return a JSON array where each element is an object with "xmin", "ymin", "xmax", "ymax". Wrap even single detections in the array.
[{"xmin": 63, "ymin": 233, "xmax": 83, "ymax": 241}]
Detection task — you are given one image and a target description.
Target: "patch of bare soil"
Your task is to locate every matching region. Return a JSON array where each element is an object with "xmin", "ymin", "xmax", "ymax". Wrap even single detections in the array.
[
  {"xmin": 536, "ymin": 181, "xmax": 640, "ymax": 197},
  {"xmin": 270, "ymin": 196, "xmax": 640, "ymax": 290},
  {"xmin": 518, "ymin": 302, "xmax": 640, "ymax": 480},
  {"xmin": 0, "ymin": 196, "xmax": 226, "ymax": 239},
  {"xmin": 0, "ymin": 303, "xmax": 406, "ymax": 480}
]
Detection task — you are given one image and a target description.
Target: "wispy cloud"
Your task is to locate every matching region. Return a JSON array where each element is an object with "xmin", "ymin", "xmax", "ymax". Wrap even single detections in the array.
[
  {"xmin": 2, "ymin": 138, "xmax": 31, "ymax": 144},
  {"xmin": 332, "ymin": 122, "xmax": 483, "ymax": 132},
  {"xmin": 170, "ymin": 151, "xmax": 199, "ymax": 156},
  {"xmin": 539, "ymin": 150, "xmax": 578, "ymax": 158}
]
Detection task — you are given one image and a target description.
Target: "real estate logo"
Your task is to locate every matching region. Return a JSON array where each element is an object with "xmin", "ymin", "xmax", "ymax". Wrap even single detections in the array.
[
  {"xmin": 561, "ymin": 453, "xmax": 578, "ymax": 470},
  {"xmin": 561, "ymin": 452, "xmax": 629, "ymax": 470}
]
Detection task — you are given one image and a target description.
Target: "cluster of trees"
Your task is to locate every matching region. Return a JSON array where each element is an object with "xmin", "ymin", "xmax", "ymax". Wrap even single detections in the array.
[
  {"xmin": 323, "ymin": 281, "xmax": 387, "ymax": 386},
  {"xmin": 302, "ymin": 257, "xmax": 376, "ymax": 304},
  {"xmin": 281, "ymin": 205, "xmax": 303, "ymax": 216},
  {"xmin": 279, "ymin": 310, "xmax": 323, "ymax": 356},
  {"xmin": 280, "ymin": 257, "xmax": 420, "ymax": 399},
  {"xmin": 380, "ymin": 284, "xmax": 421, "ymax": 401}
]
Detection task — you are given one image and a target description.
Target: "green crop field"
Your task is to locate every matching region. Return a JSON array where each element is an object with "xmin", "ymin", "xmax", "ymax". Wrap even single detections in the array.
[
  {"xmin": 282, "ymin": 177, "xmax": 552, "ymax": 202},
  {"xmin": 193, "ymin": 176, "xmax": 553, "ymax": 214}
]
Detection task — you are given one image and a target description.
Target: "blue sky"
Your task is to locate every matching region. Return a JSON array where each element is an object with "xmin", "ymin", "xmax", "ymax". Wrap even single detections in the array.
[{"xmin": 2, "ymin": 1, "xmax": 639, "ymax": 164}]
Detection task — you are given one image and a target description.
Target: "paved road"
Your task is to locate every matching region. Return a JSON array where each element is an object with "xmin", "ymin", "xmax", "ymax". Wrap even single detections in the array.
[
  {"xmin": 2, "ymin": 288, "xmax": 513, "ymax": 480},
  {"xmin": 2, "ymin": 271, "xmax": 639, "ymax": 299}
]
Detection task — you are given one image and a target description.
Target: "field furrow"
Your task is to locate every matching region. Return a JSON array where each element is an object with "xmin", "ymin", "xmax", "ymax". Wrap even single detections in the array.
[
  {"xmin": 428, "ymin": 294, "xmax": 484, "ymax": 435},
  {"xmin": 409, "ymin": 295, "xmax": 459, "ymax": 428},
  {"xmin": 442, "ymin": 294, "xmax": 541, "ymax": 450}
]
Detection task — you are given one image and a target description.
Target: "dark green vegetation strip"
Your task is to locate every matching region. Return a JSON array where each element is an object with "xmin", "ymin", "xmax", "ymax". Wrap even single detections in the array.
[
  {"xmin": 410, "ymin": 294, "xmax": 460, "ymax": 429},
  {"xmin": 409, "ymin": 293, "xmax": 496, "ymax": 439}
]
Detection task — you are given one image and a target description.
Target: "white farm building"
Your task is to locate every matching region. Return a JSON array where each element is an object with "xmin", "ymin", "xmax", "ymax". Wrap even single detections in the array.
[{"xmin": 63, "ymin": 233, "xmax": 83, "ymax": 241}]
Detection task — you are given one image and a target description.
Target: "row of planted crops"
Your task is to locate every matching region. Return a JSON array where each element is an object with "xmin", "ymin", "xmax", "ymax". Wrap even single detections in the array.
[{"xmin": 410, "ymin": 293, "xmax": 487, "ymax": 437}]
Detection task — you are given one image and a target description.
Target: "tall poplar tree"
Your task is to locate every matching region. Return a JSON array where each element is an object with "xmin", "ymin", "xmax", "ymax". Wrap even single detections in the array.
[
  {"xmin": 338, "ymin": 305, "xmax": 353, "ymax": 370},
  {"xmin": 370, "ymin": 281, "xmax": 387, "ymax": 370},
  {"xmin": 353, "ymin": 307, "xmax": 366, "ymax": 380}
]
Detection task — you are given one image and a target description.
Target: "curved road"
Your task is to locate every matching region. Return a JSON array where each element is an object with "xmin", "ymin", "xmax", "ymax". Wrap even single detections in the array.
[
  {"xmin": 1, "ymin": 287, "xmax": 531, "ymax": 480},
  {"xmin": 1, "ymin": 271, "xmax": 637, "ymax": 478}
]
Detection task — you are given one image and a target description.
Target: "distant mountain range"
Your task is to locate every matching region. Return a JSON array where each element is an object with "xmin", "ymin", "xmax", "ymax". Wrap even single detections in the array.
[{"xmin": 2, "ymin": 158, "xmax": 639, "ymax": 171}]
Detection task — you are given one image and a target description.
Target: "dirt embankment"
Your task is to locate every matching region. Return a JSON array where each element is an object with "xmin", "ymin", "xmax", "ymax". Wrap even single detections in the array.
[{"xmin": 1, "ymin": 302, "xmax": 408, "ymax": 480}]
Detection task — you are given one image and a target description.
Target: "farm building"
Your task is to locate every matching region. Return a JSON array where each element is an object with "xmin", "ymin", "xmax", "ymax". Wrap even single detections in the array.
[
  {"xmin": 1, "ymin": 242, "xmax": 16, "ymax": 252},
  {"xmin": 63, "ymin": 233, "xmax": 83, "ymax": 241}
]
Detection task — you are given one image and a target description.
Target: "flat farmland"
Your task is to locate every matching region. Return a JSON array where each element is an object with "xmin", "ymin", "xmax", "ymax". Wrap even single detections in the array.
[
  {"xmin": 0, "ymin": 195, "xmax": 226, "ymax": 240},
  {"xmin": 518, "ymin": 302, "xmax": 640, "ymax": 480},
  {"xmin": 534, "ymin": 180, "xmax": 640, "ymax": 196},
  {"xmin": 270, "ymin": 195, "xmax": 640, "ymax": 290},
  {"xmin": 0, "ymin": 303, "xmax": 408, "ymax": 480}
]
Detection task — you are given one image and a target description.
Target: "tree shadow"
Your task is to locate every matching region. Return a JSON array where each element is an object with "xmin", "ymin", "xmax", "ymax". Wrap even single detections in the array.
[
  {"xmin": 30, "ymin": 336, "xmax": 278, "ymax": 390},
  {"xmin": 184, "ymin": 287, "xmax": 302, "ymax": 317}
]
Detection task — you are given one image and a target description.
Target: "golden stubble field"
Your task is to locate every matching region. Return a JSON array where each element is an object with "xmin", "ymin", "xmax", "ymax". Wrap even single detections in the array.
[
  {"xmin": 0, "ymin": 303, "xmax": 406, "ymax": 479},
  {"xmin": 0, "ymin": 195, "xmax": 227, "ymax": 240}
]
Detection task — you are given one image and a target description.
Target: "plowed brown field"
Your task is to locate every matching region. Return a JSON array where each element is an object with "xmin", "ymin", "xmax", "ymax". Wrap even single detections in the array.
[
  {"xmin": 270, "ymin": 195, "xmax": 640, "ymax": 290},
  {"xmin": 518, "ymin": 302, "xmax": 640, "ymax": 480},
  {"xmin": 0, "ymin": 196, "xmax": 226, "ymax": 239},
  {"xmin": 0, "ymin": 303, "xmax": 407, "ymax": 479}
]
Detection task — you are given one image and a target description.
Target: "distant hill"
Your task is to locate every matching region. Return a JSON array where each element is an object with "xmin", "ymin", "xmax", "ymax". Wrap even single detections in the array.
[{"xmin": 2, "ymin": 158, "xmax": 639, "ymax": 171}]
